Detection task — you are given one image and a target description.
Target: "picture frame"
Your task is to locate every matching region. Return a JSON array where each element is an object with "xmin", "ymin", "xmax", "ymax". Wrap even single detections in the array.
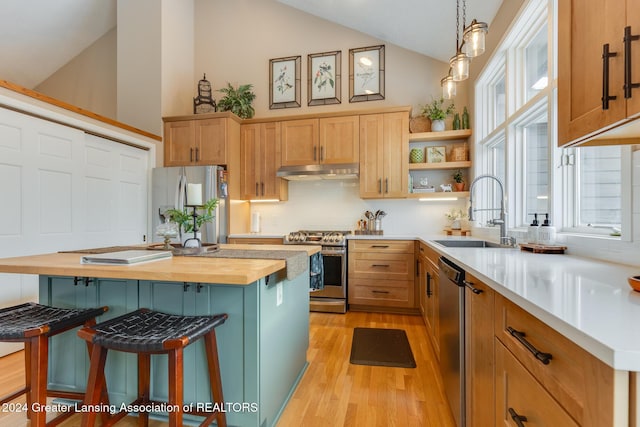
[
  {"xmin": 269, "ymin": 55, "xmax": 301, "ymax": 109},
  {"xmin": 349, "ymin": 45, "xmax": 385, "ymax": 102},
  {"xmin": 308, "ymin": 50, "xmax": 341, "ymax": 106},
  {"xmin": 426, "ymin": 146, "xmax": 446, "ymax": 163}
]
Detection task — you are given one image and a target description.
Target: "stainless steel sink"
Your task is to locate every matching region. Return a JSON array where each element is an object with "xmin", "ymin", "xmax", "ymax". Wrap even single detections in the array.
[{"xmin": 432, "ymin": 239, "xmax": 512, "ymax": 248}]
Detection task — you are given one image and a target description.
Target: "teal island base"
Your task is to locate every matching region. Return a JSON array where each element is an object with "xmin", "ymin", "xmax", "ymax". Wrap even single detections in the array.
[{"xmin": 39, "ymin": 268, "xmax": 310, "ymax": 427}]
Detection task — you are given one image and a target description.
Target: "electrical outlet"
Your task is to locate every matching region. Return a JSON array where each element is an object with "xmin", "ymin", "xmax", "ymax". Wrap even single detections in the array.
[{"xmin": 276, "ymin": 283, "xmax": 283, "ymax": 306}]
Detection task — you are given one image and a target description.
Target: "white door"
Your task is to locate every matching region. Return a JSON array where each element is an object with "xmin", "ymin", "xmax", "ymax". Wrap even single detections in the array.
[{"xmin": 0, "ymin": 108, "xmax": 149, "ymax": 356}]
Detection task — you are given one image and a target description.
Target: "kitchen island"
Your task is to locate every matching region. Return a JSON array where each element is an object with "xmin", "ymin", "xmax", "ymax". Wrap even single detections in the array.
[{"xmin": 0, "ymin": 244, "xmax": 320, "ymax": 427}]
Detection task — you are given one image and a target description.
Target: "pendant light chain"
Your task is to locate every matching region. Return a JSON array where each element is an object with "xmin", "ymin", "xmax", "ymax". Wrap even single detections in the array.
[
  {"xmin": 462, "ymin": 0, "xmax": 466, "ymax": 34},
  {"xmin": 455, "ymin": 0, "xmax": 460, "ymax": 51}
]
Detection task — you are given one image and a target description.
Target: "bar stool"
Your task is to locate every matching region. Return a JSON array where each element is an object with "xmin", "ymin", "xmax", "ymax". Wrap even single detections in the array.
[
  {"xmin": 77, "ymin": 308, "xmax": 228, "ymax": 427},
  {"xmin": 0, "ymin": 302, "xmax": 109, "ymax": 427}
]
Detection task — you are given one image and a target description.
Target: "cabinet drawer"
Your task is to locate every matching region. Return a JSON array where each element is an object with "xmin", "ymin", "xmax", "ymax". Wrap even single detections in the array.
[
  {"xmin": 349, "ymin": 253, "xmax": 413, "ymax": 280},
  {"xmin": 495, "ymin": 340, "xmax": 578, "ymax": 427},
  {"xmin": 495, "ymin": 295, "xmax": 615, "ymax": 426},
  {"xmin": 349, "ymin": 279, "xmax": 413, "ymax": 307},
  {"xmin": 349, "ymin": 239, "xmax": 414, "ymax": 254},
  {"xmin": 418, "ymin": 242, "xmax": 440, "ymax": 267}
]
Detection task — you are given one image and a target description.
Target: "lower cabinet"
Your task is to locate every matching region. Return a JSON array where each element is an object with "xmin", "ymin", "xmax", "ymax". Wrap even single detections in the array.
[
  {"xmin": 348, "ymin": 239, "xmax": 416, "ymax": 312},
  {"xmin": 464, "ymin": 272, "xmax": 495, "ymax": 427},
  {"xmin": 495, "ymin": 340, "xmax": 579, "ymax": 426},
  {"xmin": 494, "ymin": 294, "xmax": 616, "ymax": 427},
  {"xmin": 418, "ymin": 242, "xmax": 440, "ymax": 359},
  {"xmin": 39, "ymin": 276, "xmax": 138, "ymax": 403}
]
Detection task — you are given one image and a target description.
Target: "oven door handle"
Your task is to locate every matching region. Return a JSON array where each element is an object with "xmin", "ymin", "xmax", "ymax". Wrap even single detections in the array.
[{"xmin": 321, "ymin": 248, "xmax": 346, "ymax": 255}]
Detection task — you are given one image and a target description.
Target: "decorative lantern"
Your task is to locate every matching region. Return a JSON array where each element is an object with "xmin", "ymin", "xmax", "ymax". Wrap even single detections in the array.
[{"xmin": 193, "ymin": 74, "xmax": 217, "ymax": 114}]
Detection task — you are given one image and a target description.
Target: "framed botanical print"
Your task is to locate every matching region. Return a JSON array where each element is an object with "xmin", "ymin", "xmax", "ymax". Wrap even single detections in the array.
[
  {"xmin": 269, "ymin": 55, "xmax": 301, "ymax": 109},
  {"xmin": 308, "ymin": 50, "xmax": 341, "ymax": 106},
  {"xmin": 349, "ymin": 45, "xmax": 385, "ymax": 102}
]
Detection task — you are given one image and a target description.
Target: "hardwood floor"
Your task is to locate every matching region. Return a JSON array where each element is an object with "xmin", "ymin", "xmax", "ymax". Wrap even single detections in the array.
[
  {"xmin": 0, "ymin": 311, "xmax": 455, "ymax": 427},
  {"xmin": 277, "ymin": 311, "xmax": 455, "ymax": 427}
]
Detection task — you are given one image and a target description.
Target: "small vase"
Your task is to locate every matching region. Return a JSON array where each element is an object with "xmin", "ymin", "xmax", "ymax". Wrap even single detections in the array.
[
  {"xmin": 431, "ymin": 119, "xmax": 445, "ymax": 132},
  {"xmin": 409, "ymin": 148, "xmax": 424, "ymax": 163},
  {"xmin": 454, "ymin": 182, "xmax": 465, "ymax": 192},
  {"xmin": 451, "ymin": 219, "xmax": 462, "ymax": 230}
]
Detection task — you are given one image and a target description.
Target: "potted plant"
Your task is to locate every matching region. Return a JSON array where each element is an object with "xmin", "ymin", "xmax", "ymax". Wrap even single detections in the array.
[
  {"xmin": 217, "ymin": 83, "xmax": 256, "ymax": 119},
  {"xmin": 420, "ymin": 97, "xmax": 455, "ymax": 132},
  {"xmin": 452, "ymin": 169, "xmax": 465, "ymax": 191},
  {"xmin": 165, "ymin": 198, "xmax": 219, "ymax": 244}
]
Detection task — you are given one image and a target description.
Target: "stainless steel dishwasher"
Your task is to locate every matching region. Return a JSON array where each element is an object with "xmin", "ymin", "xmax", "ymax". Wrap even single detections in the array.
[{"xmin": 438, "ymin": 256, "xmax": 466, "ymax": 427}]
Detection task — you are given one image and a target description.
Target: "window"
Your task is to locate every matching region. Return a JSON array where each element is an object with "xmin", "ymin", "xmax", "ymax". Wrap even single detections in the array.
[
  {"xmin": 525, "ymin": 27, "xmax": 548, "ymax": 101},
  {"xmin": 475, "ymin": 0, "xmax": 551, "ymax": 231},
  {"xmin": 522, "ymin": 116, "xmax": 549, "ymax": 225},
  {"xmin": 577, "ymin": 146, "xmax": 622, "ymax": 228},
  {"xmin": 475, "ymin": 0, "xmax": 628, "ymax": 241}
]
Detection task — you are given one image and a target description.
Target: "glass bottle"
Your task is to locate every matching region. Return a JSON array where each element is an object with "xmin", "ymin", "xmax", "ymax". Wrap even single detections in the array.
[
  {"xmin": 453, "ymin": 112, "xmax": 461, "ymax": 130},
  {"xmin": 462, "ymin": 107, "xmax": 470, "ymax": 129}
]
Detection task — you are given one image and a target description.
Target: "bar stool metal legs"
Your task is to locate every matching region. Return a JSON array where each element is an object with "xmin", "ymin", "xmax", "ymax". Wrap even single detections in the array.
[{"xmin": 0, "ymin": 302, "xmax": 108, "ymax": 427}]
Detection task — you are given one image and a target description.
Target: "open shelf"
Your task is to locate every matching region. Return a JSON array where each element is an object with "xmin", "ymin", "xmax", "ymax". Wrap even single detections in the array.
[
  {"xmin": 408, "ymin": 129, "xmax": 472, "ymax": 142},
  {"xmin": 408, "ymin": 160, "xmax": 471, "ymax": 171},
  {"xmin": 407, "ymin": 191, "xmax": 470, "ymax": 199}
]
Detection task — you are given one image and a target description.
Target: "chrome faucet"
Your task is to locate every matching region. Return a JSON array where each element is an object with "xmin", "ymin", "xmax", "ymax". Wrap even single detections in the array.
[{"xmin": 468, "ymin": 174, "xmax": 516, "ymax": 247}]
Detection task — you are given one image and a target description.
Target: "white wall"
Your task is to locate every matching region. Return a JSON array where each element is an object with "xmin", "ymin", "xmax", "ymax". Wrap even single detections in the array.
[
  {"xmin": 194, "ymin": 0, "xmax": 468, "ymax": 120},
  {"xmin": 35, "ymin": 28, "xmax": 117, "ymax": 119},
  {"xmin": 250, "ymin": 180, "xmax": 467, "ymax": 236}
]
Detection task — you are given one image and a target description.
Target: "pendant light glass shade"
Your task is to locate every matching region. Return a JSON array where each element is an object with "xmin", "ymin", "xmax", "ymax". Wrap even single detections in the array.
[
  {"xmin": 450, "ymin": 52, "xmax": 470, "ymax": 81},
  {"xmin": 463, "ymin": 19, "xmax": 489, "ymax": 57},
  {"xmin": 441, "ymin": 74, "xmax": 456, "ymax": 99}
]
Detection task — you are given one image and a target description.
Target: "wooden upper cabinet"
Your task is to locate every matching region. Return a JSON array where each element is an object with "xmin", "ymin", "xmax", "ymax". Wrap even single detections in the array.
[
  {"xmin": 240, "ymin": 122, "xmax": 287, "ymax": 201},
  {"xmin": 359, "ymin": 112, "xmax": 408, "ymax": 198},
  {"xmin": 281, "ymin": 119, "xmax": 319, "ymax": 166},
  {"xmin": 195, "ymin": 118, "xmax": 228, "ymax": 165},
  {"xmin": 163, "ymin": 116, "xmax": 234, "ymax": 166},
  {"xmin": 558, "ymin": 0, "xmax": 640, "ymax": 146},
  {"xmin": 281, "ymin": 116, "xmax": 359, "ymax": 166},
  {"xmin": 164, "ymin": 120, "xmax": 194, "ymax": 165},
  {"xmin": 318, "ymin": 116, "xmax": 359, "ymax": 164}
]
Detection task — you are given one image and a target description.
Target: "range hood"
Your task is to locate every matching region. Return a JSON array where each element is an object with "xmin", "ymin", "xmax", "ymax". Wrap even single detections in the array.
[{"xmin": 276, "ymin": 163, "xmax": 359, "ymax": 180}]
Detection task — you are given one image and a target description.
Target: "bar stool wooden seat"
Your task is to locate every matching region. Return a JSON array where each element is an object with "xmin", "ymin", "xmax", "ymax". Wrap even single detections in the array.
[
  {"xmin": 77, "ymin": 308, "xmax": 228, "ymax": 427},
  {"xmin": 0, "ymin": 302, "xmax": 108, "ymax": 427}
]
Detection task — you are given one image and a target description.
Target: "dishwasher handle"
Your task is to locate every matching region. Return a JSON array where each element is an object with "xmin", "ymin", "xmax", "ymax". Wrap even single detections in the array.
[{"xmin": 438, "ymin": 257, "xmax": 465, "ymax": 286}]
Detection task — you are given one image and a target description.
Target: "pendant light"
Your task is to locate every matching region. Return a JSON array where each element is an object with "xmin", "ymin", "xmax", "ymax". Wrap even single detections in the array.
[
  {"xmin": 463, "ymin": 19, "xmax": 489, "ymax": 57},
  {"xmin": 449, "ymin": 0, "xmax": 469, "ymax": 81},
  {"xmin": 441, "ymin": 72, "xmax": 456, "ymax": 99},
  {"xmin": 440, "ymin": 0, "xmax": 489, "ymax": 97}
]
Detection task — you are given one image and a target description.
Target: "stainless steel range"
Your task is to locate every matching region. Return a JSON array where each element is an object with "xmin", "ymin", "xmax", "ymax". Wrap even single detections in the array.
[{"xmin": 284, "ymin": 230, "xmax": 350, "ymax": 313}]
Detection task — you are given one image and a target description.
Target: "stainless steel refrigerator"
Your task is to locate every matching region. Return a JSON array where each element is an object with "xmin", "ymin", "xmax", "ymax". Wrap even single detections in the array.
[{"xmin": 151, "ymin": 165, "xmax": 229, "ymax": 244}]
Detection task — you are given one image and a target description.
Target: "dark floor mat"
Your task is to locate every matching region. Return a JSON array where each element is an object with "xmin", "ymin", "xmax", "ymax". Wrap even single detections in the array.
[{"xmin": 349, "ymin": 327, "xmax": 416, "ymax": 368}]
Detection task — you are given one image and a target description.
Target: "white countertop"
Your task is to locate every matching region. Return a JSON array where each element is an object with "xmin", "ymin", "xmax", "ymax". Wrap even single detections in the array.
[
  {"xmin": 350, "ymin": 233, "xmax": 640, "ymax": 371},
  {"xmin": 425, "ymin": 237, "xmax": 640, "ymax": 371}
]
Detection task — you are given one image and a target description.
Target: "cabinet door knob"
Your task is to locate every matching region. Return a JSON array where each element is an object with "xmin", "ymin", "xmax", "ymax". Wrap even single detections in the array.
[
  {"xmin": 463, "ymin": 280, "xmax": 484, "ymax": 294},
  {"xmin": 378, "ymin": 178, "xmax": 382, "ymax": 194},
  {"xmin": 313, "ymin": 146, "xmax": 317, "ymax": 161}
]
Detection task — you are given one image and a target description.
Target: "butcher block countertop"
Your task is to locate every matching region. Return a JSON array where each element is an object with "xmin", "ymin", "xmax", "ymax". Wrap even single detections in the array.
[{"xmin": 0, "ymin": 244, "xmax": 320, "ymax": 285}]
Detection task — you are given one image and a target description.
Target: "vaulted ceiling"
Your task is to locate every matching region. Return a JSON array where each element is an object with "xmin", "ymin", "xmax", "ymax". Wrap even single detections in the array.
[{"xmin": 0, "ymin": 0, "xmax": 502, "ymax": 89}]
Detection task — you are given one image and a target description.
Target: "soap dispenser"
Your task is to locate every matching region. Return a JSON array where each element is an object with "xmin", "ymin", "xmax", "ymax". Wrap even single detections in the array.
[
  {"xmin": 538, "ymin": 214, "xmax": 556, "ymax": 245},
  {"xmin": 527, "ymin": 213, "xmax": 540, "ymax": 244}
]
